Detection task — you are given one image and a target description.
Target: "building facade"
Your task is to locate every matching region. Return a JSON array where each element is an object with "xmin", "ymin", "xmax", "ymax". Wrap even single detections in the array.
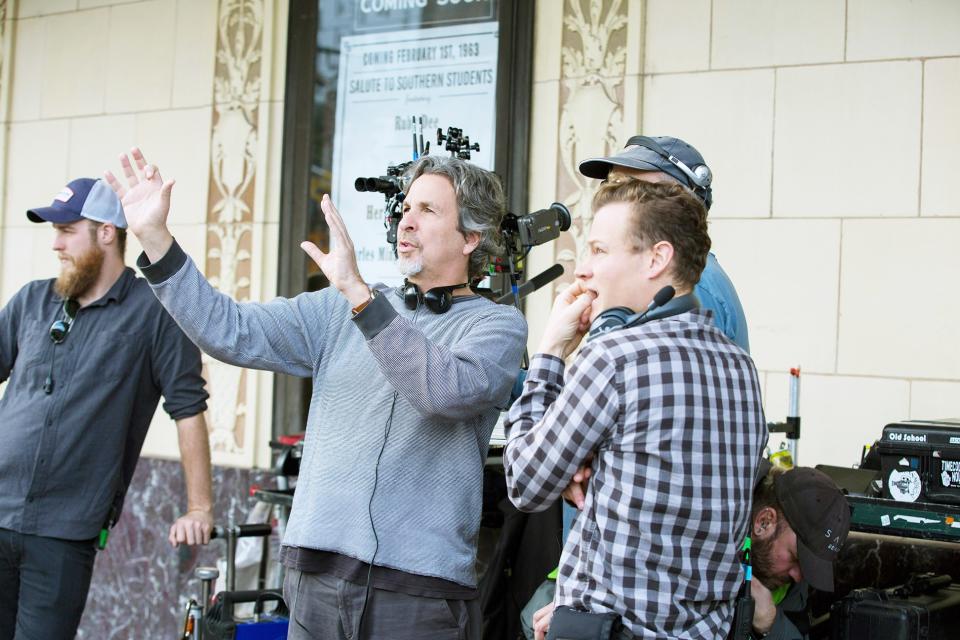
[{"xmin": 0, "ymin": 0, "xmax": 958, "ymax": 635}]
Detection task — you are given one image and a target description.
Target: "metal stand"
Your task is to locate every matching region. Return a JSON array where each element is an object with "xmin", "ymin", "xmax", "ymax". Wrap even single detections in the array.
[
  {"xmin": 767, "ymin": 367, "xmax": 801, "ymax": 465},
  {"xmin": 191, "ymin": 565, "xmax": 220, "ymax": 640}
]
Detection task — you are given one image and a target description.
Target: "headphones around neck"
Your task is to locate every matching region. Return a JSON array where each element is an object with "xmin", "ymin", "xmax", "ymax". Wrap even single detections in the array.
[
  {"xmin": 402, "ymin": 280, "xmax": 469, "ymax": 315},
  {"xmin": 587, "ymin": 286, "xmax": 699, "ymax": 341},
  {"xmin": 625, "ymin": 135, "xmax": 713, "ymax": 200}
]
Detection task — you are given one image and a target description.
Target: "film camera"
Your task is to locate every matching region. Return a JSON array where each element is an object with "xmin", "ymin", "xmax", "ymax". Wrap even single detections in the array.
[{"xmin": 354, "ymin": 125, "xmax": 570, "ymax": 280}]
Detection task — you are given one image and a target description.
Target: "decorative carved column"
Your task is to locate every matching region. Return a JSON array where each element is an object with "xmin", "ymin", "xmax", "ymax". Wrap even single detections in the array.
[
  {"xmin": 553, "ymin": 0, "xmax": 630, "ymax": 282},
  {"xmin": 204, "ymin": 0, "xmax": 264, "ymax": 455}
]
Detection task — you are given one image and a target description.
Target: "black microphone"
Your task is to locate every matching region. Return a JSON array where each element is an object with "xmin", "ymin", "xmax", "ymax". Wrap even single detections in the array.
[
  {"xmin": 632, "ymin": 285, "xmax": 676, "ymax": 324},
  {"xmin": 495, "ymin": 264, "xmax": 565, "ymax": 305}
]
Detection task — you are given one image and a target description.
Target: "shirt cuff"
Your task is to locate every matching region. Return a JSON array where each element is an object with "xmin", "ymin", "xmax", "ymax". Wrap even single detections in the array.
[
  {"xmin": 137, "ymin": 239, "xmax": 188, "ymax": 284},
  {"xmin": 527, "ymin": 353, "xmax": 566, "ymax": 385},
  {"xmin": 353, "ymin": 290, "xmax": 397, "ymax": 340}
]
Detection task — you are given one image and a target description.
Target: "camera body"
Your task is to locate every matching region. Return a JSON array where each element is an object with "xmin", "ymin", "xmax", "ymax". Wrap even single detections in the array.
[{"xmin": 499, "ymin": 203, "xmax": 572, "ymax": 263}]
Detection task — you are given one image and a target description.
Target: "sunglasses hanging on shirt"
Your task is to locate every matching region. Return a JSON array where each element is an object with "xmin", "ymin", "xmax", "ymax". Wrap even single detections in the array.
[
  {"xmin": 49, "ymin": 299, "xmax": 79, "ymax": 344},
  {"xmin": 44, "ymin": 299, "xmax": 79, "ymax": 394}
]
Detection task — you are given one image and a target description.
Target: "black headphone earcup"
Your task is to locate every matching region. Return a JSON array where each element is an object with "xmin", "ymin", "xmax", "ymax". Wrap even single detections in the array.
[
  {"xmin": 403, "ymin": 282, "xmax": 421, "ymax": 310},
  {"xmin": 423, "ymin": 288, "xmax": 453, "ymax": 314},
  {"xmin": 587, "ymin": 307, "xmax": 634, "ymax": 341}
]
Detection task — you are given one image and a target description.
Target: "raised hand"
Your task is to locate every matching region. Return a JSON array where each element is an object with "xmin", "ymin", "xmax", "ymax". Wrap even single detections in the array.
[
  {"xmin": 537, "ymin": 280, "xmax": 597, "ymax": 359},
  {"xmin": 300, "ymin": 194, "xmax": 370, "ymax": 306},
  {"xmin": 104, "ymin": 147, "xmax": 175, "ymax": 261}
]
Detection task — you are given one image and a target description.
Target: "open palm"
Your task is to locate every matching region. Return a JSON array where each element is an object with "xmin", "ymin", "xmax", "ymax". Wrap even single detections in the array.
[{"xmin": 104, "ymin": 147, "xmax": 175, "ymax": 238}]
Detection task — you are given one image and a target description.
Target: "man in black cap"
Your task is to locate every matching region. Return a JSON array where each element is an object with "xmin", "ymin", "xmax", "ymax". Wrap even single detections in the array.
[
  {"xmin": 748, "ymin": 464, "xmax": 851, "ymax": 639},
  {"xmin": 0, "ymin": 178, "xmax": 213, "ymax": 639},
  {"xmin": 579, "ymin": 135, "xmax": 749, "ymax": 352},
  {"xmin": 527, "ymin": 463, "xmax": 850, "ymax": 640}
]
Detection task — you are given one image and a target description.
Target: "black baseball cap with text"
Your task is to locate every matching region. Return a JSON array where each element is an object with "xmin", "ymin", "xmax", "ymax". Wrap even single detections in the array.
[{"xmin": 775, "ymin": 467, "xmax": 851, "ymax": 592}]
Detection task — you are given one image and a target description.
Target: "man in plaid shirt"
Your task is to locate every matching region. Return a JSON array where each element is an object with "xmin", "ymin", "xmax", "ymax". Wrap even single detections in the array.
[{"xmin": 504, "ymin": 178, "xmax": 768, "ymax": 639}]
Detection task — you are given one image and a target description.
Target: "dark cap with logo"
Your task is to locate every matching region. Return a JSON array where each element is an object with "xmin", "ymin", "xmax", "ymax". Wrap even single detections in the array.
[
  {"xmin": 27, "ymin": 177, "xmax": 127, "ymax": 229},
  {"xmin": 578, "ymin": 135, "xmax": 714, "ymax": 210},
  {"xmin": 775, "ymin": 467, "xmax": 851, "ymax": 592}
]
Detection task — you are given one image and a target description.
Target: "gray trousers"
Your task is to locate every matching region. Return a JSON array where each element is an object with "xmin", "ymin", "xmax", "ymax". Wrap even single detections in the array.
[
  {"xmin": 283, "ymin": 567, "xmax": 481, "ymax": 640},
  {"xmin": 0, "ymin": 528, "xmax": 97, "ymax": 640}
]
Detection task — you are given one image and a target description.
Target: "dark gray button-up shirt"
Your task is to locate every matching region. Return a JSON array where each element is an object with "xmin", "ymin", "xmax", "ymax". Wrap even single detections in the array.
[{"xmin": 0, "ymin": 268, "xmax": 207, "ymax": 540}]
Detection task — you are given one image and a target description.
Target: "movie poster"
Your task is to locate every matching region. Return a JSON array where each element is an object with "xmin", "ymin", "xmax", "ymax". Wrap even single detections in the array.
[{"xmin": 331, "ymin": 21, "xmax": 499, "ymax": 285}]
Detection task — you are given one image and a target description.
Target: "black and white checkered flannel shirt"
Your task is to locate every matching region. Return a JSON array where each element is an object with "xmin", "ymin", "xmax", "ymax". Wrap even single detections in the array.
[{"xmin": 504, "ymin": 309, "xmax": 768, "ymax": 639}]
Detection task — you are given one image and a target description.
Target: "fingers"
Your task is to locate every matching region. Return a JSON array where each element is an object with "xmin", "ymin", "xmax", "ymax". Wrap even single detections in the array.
[
  {"xmin": 130, "ymin": 147, "xmax": 148, "ymax": 172},
  {"xmin": 200, "ymin": 519, "xmax": 212, "ymax": 545},
  {"xmin": 161, "ymin": 178, "xmax": 176, "ymax": 202},
  {"xmin": 572, "ymin": 464, "xmax": 591, "ymax": 483},
  {"xmin": 557, "ymin": 279, "xmax": 587, "ymax": 305},
  {"xmin": 300, "ymin": 241, "xmax": 327, "ymax": 266},
  {"xmin": 119, "ymin": 153, "xmax": 138, "ymax": 189},
  {"xmin": 562, "ymin": 482, "xmax": 585, "ymax": 510},
  {"xmin": 103, "ymin": 170, "xmax": 126, "ymax": 199},
  {"xmin": 533, "ymin": 605, "xmax": 553, "ymax": 640},
  {"xmin": 169, "ymin": 517, "xmax": 209, "ymax": 547},
  {"xmin": 578, "ymin": 301, "xmax": 594, "ymax": 333},
  {"xmin": 320, "ymin": 194, "xmax": 353, "ymax": 250}
]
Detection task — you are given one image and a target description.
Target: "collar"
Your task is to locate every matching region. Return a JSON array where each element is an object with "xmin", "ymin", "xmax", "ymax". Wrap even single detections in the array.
[{"xmin": 53, "ymin": 267, "xmax": 136, "ymax": 309}]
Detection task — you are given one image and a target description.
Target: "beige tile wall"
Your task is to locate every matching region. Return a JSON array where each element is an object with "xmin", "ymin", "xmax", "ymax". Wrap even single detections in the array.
[
  {"xmin": 529, "ymin": 0, "xmax": 960, "ymax": 467},
  {"xmin": 5, "ymin": 0, "xmax": 959, "ymax": 471},
  {"xmin": 686, "ymin": 3, "xmax": 960, "ymax": 464},
  {"xmin": 0, "ymin": 0, "xmax": 287, "ymax": 468}
]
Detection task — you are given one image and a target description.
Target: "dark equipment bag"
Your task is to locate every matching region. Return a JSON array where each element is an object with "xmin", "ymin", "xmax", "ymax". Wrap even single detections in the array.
[{"xmin": 830, "ymin": 574, "xmax": 960, "ymax": 640}]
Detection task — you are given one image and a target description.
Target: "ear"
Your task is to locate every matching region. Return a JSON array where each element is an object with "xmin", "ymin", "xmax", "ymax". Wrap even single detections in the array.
[
  {"xmin": 753, "ymin": 507, "xmax": 779, "ymax": 541},
  {"xmin": 462, "ymin": 231, "xmax": 481, "ymax": 256},
  {"xmin": 97, "ymin": 223, "xmax": 117, "ymax": 247},
  {"xmin": 645, "ymin": 240, "xmax": 674, "ymax": 279}
]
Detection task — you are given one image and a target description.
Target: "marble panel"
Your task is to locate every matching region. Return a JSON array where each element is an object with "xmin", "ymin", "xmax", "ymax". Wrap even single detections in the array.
[{"xmin": 76, "ymin": 459, "xmax": 274, "ymax": 639}]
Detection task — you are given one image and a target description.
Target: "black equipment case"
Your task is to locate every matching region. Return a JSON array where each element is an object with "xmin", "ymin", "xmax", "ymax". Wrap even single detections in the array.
[
  {"xmin": 830, "ymin": 575, "xmax": 960, "ymax": 640},
  {"xmin": 878, "ymin": 420, "xmax": 960, "ymax": 505}
]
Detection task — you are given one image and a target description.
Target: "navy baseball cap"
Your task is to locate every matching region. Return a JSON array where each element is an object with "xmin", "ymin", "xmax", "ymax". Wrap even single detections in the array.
[
  {"xmin": 27, "ymin": 178, "xmax": 127, "ymax": 229},
  {"xmin": 579, "ymin": 135, "xmax": 714, "ymax": 210},
  {"xmin": 775, "ymin": 467, "xmax": 851, "ymax": 592}
]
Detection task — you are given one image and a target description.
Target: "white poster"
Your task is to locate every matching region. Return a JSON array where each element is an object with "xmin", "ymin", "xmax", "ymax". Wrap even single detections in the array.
[{"xmin": 331, "ymin": 22, "xmax": 499, "ymax": 285}]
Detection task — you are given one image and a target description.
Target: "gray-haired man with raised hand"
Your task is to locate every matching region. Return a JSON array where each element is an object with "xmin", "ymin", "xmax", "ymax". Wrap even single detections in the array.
[{"xmin": 106, "ymin": 148, "xmax": 526, "ymax": 639}]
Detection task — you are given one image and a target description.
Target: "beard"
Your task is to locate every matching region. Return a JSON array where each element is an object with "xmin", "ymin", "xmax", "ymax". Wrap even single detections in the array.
[
  {"xmin": 752, "ymin": 529, "xmax": 790, "ymax": 591},
  {"xmin": 55, "ymin": 244, "xmax": 105, "ymax": 300},
  {"xmin": 395, "ymin": 255, "xmax": 423, "ymax": 277}
]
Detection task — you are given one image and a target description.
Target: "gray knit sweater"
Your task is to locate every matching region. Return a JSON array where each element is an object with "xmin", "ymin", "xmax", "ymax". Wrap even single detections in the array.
[{"xmin": 138, "ymin": 241, "xmax": 527, "ymax": 587}]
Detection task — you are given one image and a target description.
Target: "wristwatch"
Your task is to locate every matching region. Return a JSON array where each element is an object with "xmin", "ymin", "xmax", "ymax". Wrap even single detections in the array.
[{"xmin": 351, "ymin": 288, "xmax": 376, "ymax": 316}]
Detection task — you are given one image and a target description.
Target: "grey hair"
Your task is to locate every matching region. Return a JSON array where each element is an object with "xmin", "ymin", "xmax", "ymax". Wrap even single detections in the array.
[{"xmin": 404, "ymin": 155, "xmax": 506, "ymax": 280}]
